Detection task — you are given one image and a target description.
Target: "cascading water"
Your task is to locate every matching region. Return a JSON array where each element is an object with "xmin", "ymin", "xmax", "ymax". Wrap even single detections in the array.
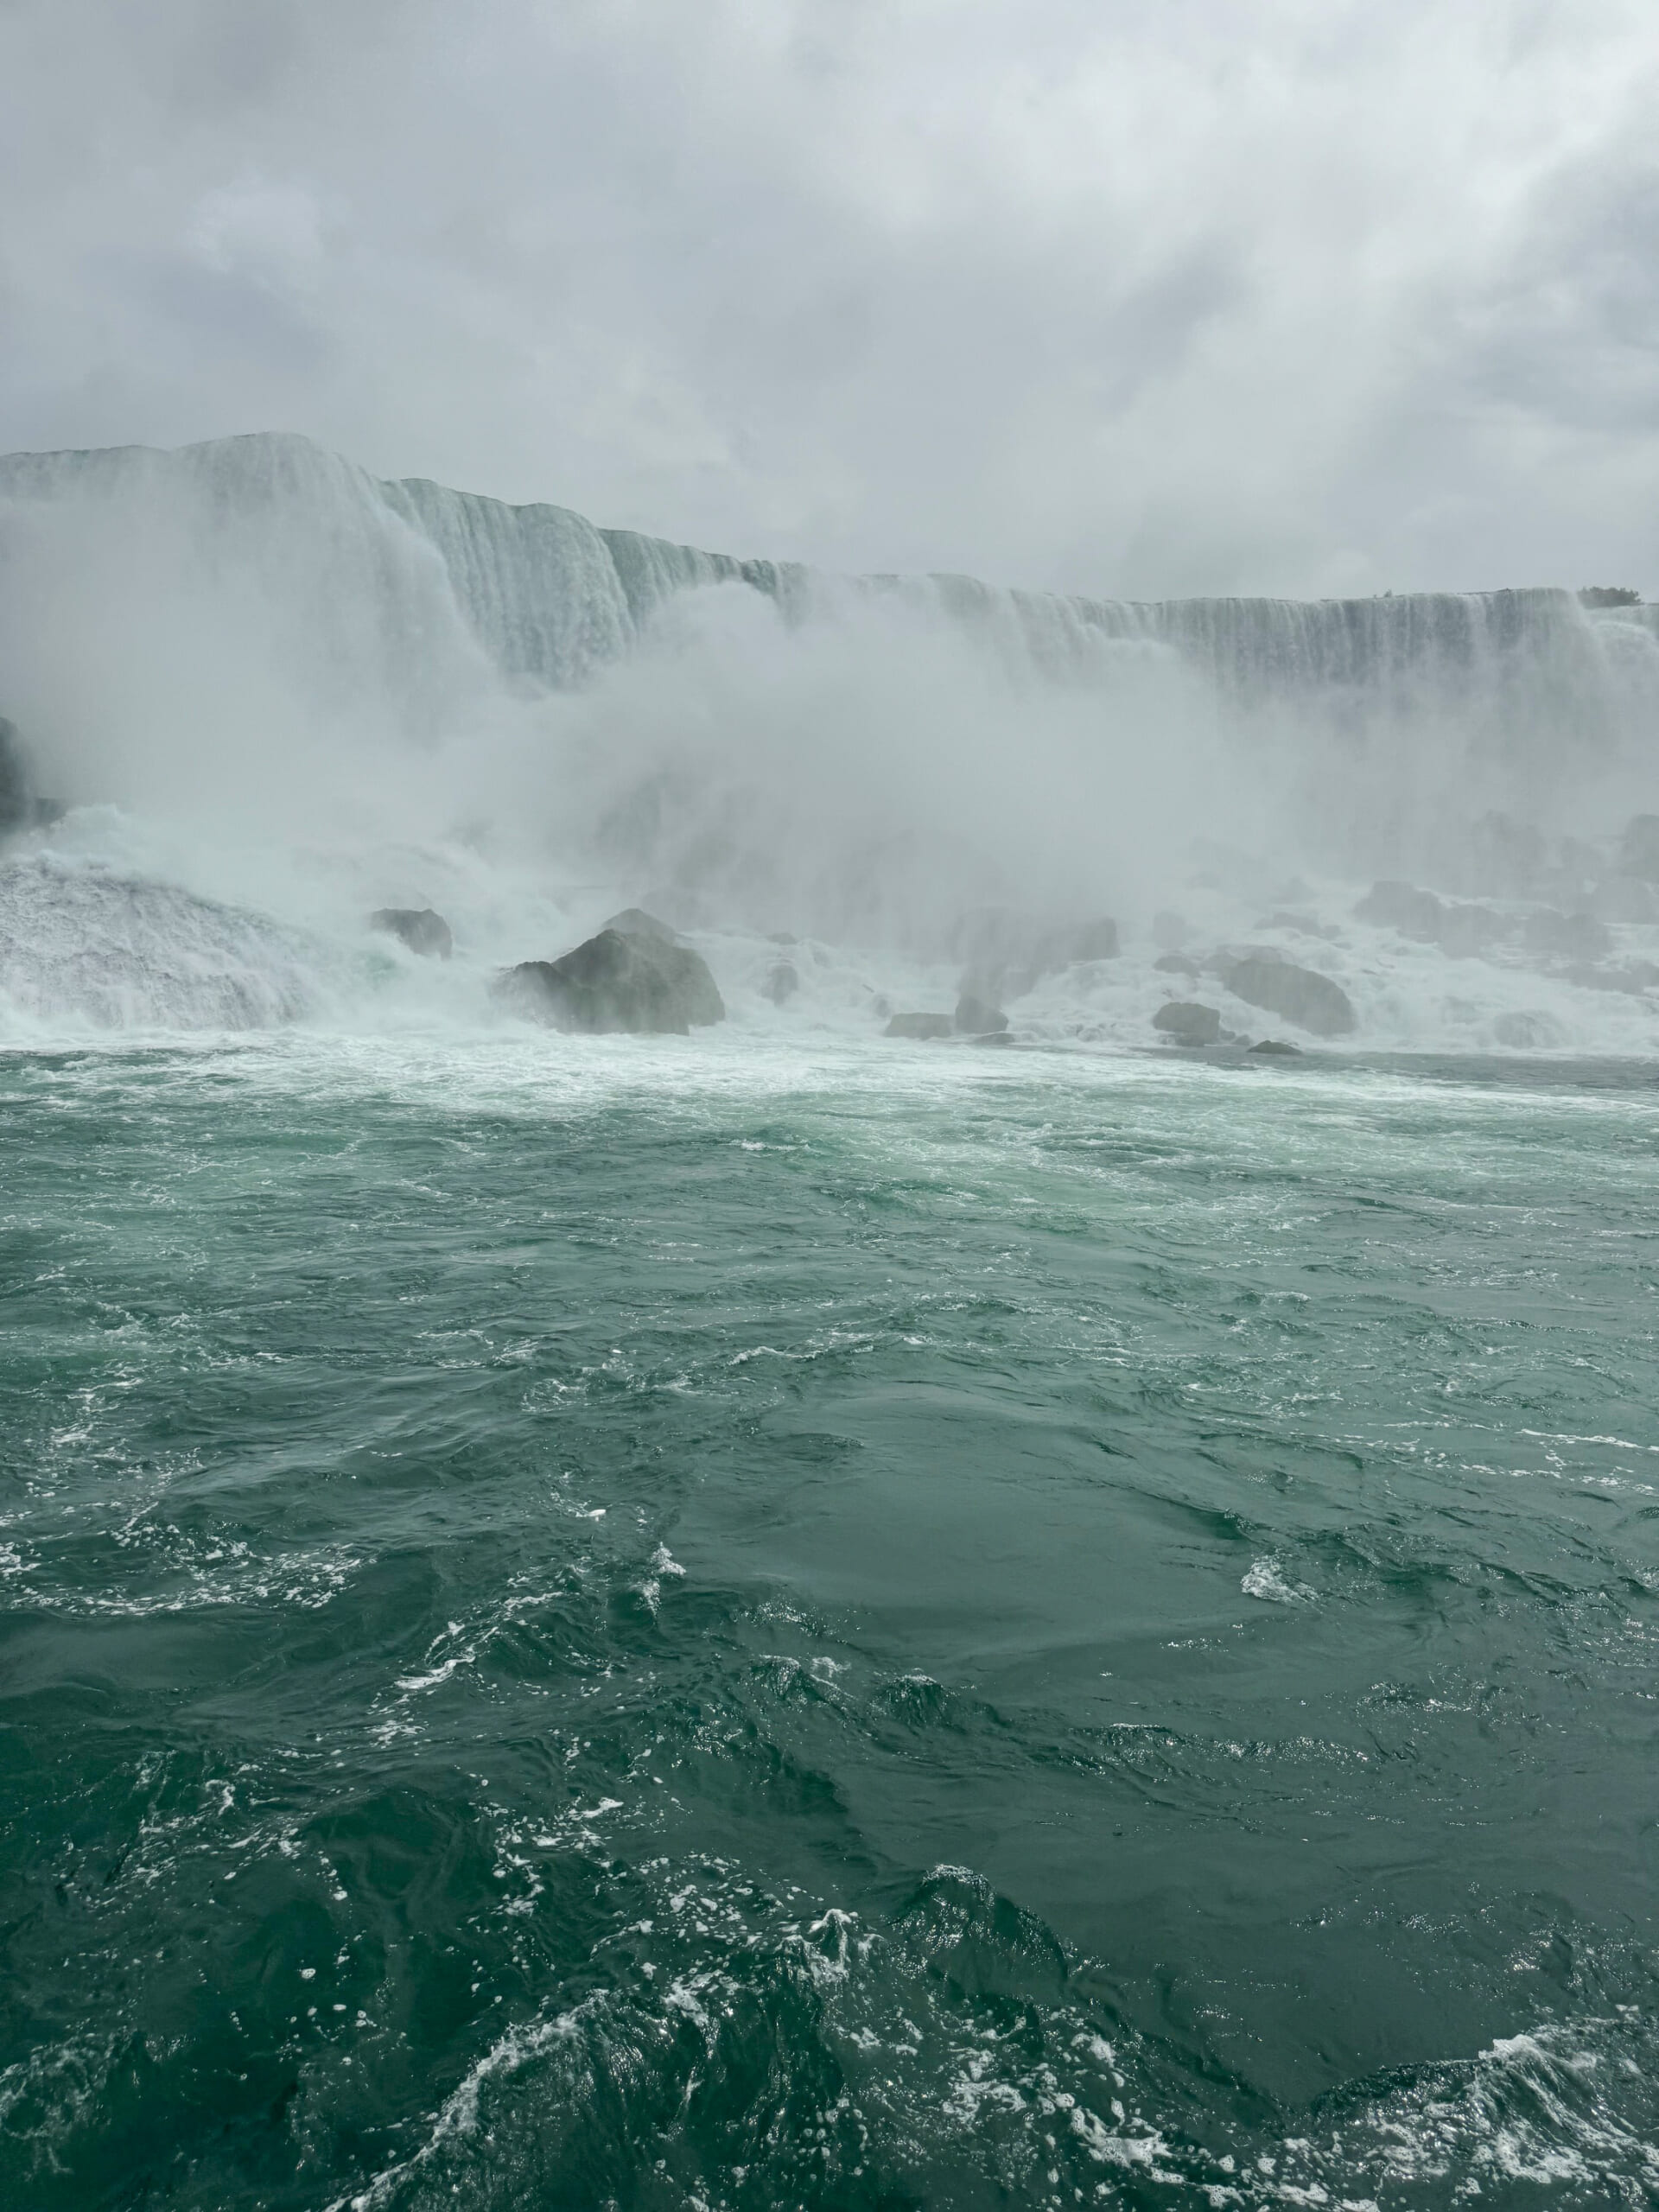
[{"xmin": 0, "ymin": 429, "xmax": 1656, "ymax": 1046}]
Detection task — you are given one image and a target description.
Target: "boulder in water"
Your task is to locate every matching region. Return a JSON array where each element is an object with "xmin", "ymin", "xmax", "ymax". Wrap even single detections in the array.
[
  {"xmin": 1153, "ymin": 1000, "xmax": 1221, "ymax": 1046},
  {"xmin": 885, "ymin": 1012, "xmax": 953, "ymax": 1039},
  {"xmin": 764, "ymin": 960, "xmax": 798, "ymax": 1005},
  {"xmin": 499, "ymin": 918, "xmax": 723, "ymax": 1034},
  {"xmin": 1618, "ymin": 815, "xmax": 1659, "ymax": 882},
  {"xmin": 1523, "ymin": 908, "xmax": 1611, "ymax": 962},
  {"xmin": 370, "ymin": 906, "xmax": 453, "ymax": 958},
  {"xmin": 1355, "ymin": 880, "xmax": 1499, "ymax": 957},
  {"xmin": 1493, "ymin": 1009, "xmax": 1565, "ymax": 1049},
  {"xmin": 1247, "ymin": 1038, "xmax": 1302, "ymax": 1058},
  {"xmin": 0, "ymin": 718, "xmax": 29, "ymax": 833},
  {"xmin": 1221, "ymin": 953, "xmax": 1356, "ymax": 1038},
  {"xmin": 602, "ymin": 906, "xmax": 681, "ymax": 944},
  {"xmin": 947, "ymin": 907, "xmax": 1117, "ymax": 1002},
  {"xmin": 1153, "ymin": 950, "xmax": 1201, "ymax": 978},
  {"xmin": 954, "ymin": 993, "xmax": 1008, "ymax": 1035}
]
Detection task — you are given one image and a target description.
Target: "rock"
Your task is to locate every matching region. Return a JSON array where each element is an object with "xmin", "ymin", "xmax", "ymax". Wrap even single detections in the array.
[
  {"xmin": 1222, "ymin": 954, "xmax": 1356, "ymax": 1038},
  {"xmin": 1565, "ymin": 963, "xmax": 1655, "ymax": 996},
  {"xmin": 0, "ymin": 717, "xmax": 59, "ymax": 833},
  {"xmin": 1618, "ymin": 814, "xmax": 1659, "ymax": 882},
  {"xmin": 1523, "ymin": 909, "xmax": 1611, "ymax": 962},
  {"xmin": 1356, "ymin": 880, "xmax": 1443, "ymax": 937},
  {"xmin": 764, "ymin": 960, "xmax": 799, "ymax": 1005},
  {"xmin": 1493, "ymin": 1010, "xmax": 1565, "ymax": 1050},
  {"xmin": 1588, "ymin": 875, "xmax": 1657, "ymax": 924},
  {"xmin": 1153, "ymin": 1000, "xmax": 1222, "ymax": 1046},
  {"xmin": 1354, "ymin": 880, "xmax": 1498, "ymax": 956},
  {"xmin": 1153, "ymin": 950, "xmax": 1201, "ymax": 978},
  {"xmin": 0, "ymin": 718, "xmax": 29, "ymax": 833},
  {"xmin": 370, "ymin": 906, "xmax": 453, "ymax": 959},
  {"xmin": 1259, "ymin": 911, "xmax": 1339, "ymax": 941},
  {"xmin": 1247, "ymin": 1039, "xmax": 1302, "ymax": 1057},
  {"xmin": 601, "ymin": 906, "xmax": 680, "ymax": 944},
  {"xmin": 499, "ymin": 923, "xmax": 724, "ymax": 1034},
  {"xmin": 884, "ymin": 1012, "xmax": 953, "ymax": 1039},
  {"xmin": 1059, "ymin": 918, "xmax": 1119, "ymax": 963},
  {"xmin": 954, "ymin": 993, "xmax": 1009, "ymax": 1035},
  {"xmin": 948, "ymin": 906, "xmax": 1116, "ymax": 1002}
]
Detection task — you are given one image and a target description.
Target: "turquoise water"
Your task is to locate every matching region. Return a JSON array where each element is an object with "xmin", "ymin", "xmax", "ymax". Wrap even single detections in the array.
[{"xmin": 3, "ymin": 1035, "xmax": 1657, "ymax": 2209}]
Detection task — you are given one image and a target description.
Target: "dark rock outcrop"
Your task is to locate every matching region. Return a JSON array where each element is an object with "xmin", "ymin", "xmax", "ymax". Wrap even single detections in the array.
[
  {"xmin": 1153, "ymin": 1000, "xmax": 1221, "ymax": 1046},
  {"xmin": 370, "ymin": 906, "xmax": 453, "ymax": 958},
  {"xmin": 948, "ymin": 906, "xmax": 1117, "ymax": 1004},
  {"xmin": 1153, "ymin": 950, "xmax": 1201, "ymax": 978},
  {"xmin": 1523, "ymin": 909, "xmax": 1611, "ymax": 962},
  {"xmin": 1355, "ymin": 880, "xmax": 1499, "ymax": 957},
  {"xmin": 764, "ymin": 960, "xmax": 799, "ymax": 1005},
  {"xmin": 1247, "ymin": 1038, "xmax": 1302, "ymax": 1057},
  {"xmin": 885, "ymin": 1012, "xmax": 953, "ymax": 1039},
  {"xmin": 602, "ymin": 906, "xmax": 681, "ymax": 944},
  {"xmin": 954, "ymin": 993, "xmax": 1009, "ymax": 1035},
  {"xmin": 1493, "ymin": 1010, "xmax": 1565, "ymax": 1049},
  {"xmin": 1618, "ymin": 815, "xmax": 1659, "ymax": 882},
  {"xmin": 1221, "ymin": 953, "xmax": 1356, "ymax": 1038},
  {"xmin": 0, "ymin": 718, "xmax": 29, "ymax": 833},
  {"xmin": 499, "ymin": 917, "xmax": 723, "ymax": 1034},
  {"xmin": 0, "ymin": 718, "xmax": 59, "ymax": 833}
]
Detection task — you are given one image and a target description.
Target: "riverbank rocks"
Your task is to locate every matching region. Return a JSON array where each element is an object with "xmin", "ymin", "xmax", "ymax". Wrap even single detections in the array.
[
  {"xmin": 1618, "ymin": 814, "xmax": 1659, "ymax": 881},
  {"xmin": 1153, "ymin": 1001, "xmax": 1221, "ymax": 1046},
  {"xmin": 499, "ymin": 912, "xmax": 723, "ymax": 1034},
  {"xmin": 370, "ymin": 906, "xmax": 453, "ymax": 958},
  {"xmin": 1355, "ymin": 880, "xmax": 1499, "ymax": 957},
  {"xmin": 1523, "ymin": 908, "xmax": 1610, "ymax": 962},
  {"xmin": 947, "ymin": 906, "xmax": 1118, "ymax": 1003},
  {"xmin": 954, "ymin": 992, "xmax": 1009, "ymax": 1035},
  {"xmin": 885, "ymin": 1012, "xmax": 953, "ymax": 1039},
  {"xmin": 0, "ymin": 718, "xmax": 29, "ymax": 832},
  {"xmin": 1220, "ymin": 952, "xmax": 1356, "ymax": 1038}
]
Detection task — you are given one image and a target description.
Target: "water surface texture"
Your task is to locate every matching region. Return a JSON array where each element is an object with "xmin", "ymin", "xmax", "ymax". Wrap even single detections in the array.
[{"xmin": 3, "ymin": 1037, "xmax": 1657, "ymax": 2209}]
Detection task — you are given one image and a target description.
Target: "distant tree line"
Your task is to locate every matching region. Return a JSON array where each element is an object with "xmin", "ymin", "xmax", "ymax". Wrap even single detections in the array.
[{"xmin": 1578, "ymin": 586, "xmax": 1643, "ymax": 607}]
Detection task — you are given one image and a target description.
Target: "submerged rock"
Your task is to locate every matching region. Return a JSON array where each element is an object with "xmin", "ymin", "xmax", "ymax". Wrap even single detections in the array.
[
  {"xmin": 1221, "ymin": 953, "xmax": 1356, "ymax": 1038},
  {"xmin": 0, "ymin": 718, "xmax": 29, "ymax": 833},
  {"xmin": 885, "ymin": 1012, "xmax": 953, "ymax": 1039},
  {"xmin": 1618, "ymin": 814, "xmax": 1659, "ymax": 882},
  {"xmin": 370, "ymin": 906, "xmax": 453, "ymax": 958},
  {"xmin": 1247, "ymin": 1038, "xmax": 1302, "ymax": 1058},
  {"xmin": 499, "ymin": 917, "xmax": 723, "ymax": 1034},
  {"xmin": 954, "ymin": 992, "xmax": 1009, "ymax": 1035},
  {"xmin": 1153, "ymin": 1000, "xmax": 1221, "ymax": 1046}
]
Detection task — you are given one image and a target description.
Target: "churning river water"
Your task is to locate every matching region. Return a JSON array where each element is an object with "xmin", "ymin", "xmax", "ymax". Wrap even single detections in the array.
[{"xmin": 3, "ymin": 1033, "xmax": 1656, "ymax": 2209}]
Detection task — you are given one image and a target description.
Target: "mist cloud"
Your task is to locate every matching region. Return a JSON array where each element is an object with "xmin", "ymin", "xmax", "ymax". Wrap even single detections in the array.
[{"xmin": 2, "ymin": 0, "xmax": 1657, "ymax": 597}]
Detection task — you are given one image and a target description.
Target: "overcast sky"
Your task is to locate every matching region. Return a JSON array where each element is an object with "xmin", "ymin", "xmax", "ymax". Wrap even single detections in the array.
[{"xmin": 2, "ymin": 0, "xmax": 1657, "ymax": 598}]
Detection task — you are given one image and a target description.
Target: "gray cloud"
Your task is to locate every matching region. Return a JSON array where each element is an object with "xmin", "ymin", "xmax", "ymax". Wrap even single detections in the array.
[{"xmin": 2, "ymin": 0, "xmax": 1657, "ymax": 596}]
